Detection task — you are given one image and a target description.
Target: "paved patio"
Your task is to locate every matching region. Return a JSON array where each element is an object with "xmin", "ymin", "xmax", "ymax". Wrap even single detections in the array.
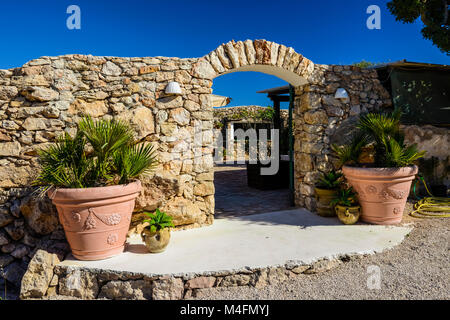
[
  {"xmin": 59, "ymin": 209, "xmax": 412, "ymax": 277},
  {"xmin": 214, "ymin": 164, "xmax": 292, "ymax": 217}
]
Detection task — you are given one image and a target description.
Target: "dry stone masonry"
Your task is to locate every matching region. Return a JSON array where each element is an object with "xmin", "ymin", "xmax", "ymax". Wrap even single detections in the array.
[{"xmin": 0, "ymin": 40, "xmax": 392, "ymax": 290}]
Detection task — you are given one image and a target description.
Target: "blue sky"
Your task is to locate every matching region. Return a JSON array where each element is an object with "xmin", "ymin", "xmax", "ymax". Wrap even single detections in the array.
[{"xmin": 0, "ymin": 0, "xmax": 448, "ymax": 108}]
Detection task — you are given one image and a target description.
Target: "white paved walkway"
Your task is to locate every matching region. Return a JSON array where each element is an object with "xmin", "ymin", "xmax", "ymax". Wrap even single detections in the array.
[{"xmin": 59, "ymin": 209, "xmax": 412, "ymax": 276}]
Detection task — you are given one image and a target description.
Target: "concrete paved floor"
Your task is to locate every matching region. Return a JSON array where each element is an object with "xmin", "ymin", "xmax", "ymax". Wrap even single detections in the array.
[{"xmin": 60, "ymin": 209, "xmax": 412, "ymax": 277}]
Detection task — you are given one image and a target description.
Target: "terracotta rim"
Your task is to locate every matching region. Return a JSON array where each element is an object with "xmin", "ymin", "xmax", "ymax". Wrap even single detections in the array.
[
  {"xmin": 342, "ymin": 165, "xmax": 418, "ymax": 180},
  {"xmin": 48, "ymin": 180, "xmax": 142, "ymax": 203}
]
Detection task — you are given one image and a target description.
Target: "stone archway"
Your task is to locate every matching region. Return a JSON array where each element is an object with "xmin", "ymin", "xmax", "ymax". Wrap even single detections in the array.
[
  {"xmin": 192, "ymin": 39, "xmax": 318, "ymax": 211},
  {"xmin": 193, "ymin": 40, "xmax": 315, "ymax": 86}
]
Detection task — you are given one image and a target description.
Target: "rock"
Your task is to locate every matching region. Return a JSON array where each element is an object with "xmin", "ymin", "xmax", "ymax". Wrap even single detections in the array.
[
  {"xmin": 59, "ymin": 269, "xmax": 99, "ymax": 299},
  {"xmin": 21, "ymin": 87, "xmax": 59, "ymax": 102},
  {"xmin": 185, "ymin": 276, "xmax": 216, "ymax": 289},
  {"xmin": 192, "ymin": 59, "xmax": 216, "ymax": 79},
  {"xmin": 160, "ymin": 197, "xmax": 203, "ymax": 226},
  {"xmin": 117, "ymin": 107, "xmax": 154, "ymax": 140},
  {"xmin": 304, "ymin": 110, "xmax": 328, "ymax": 125},
  {"xmin": 4, "ymin": 219, "xmax": 25, "ymax": 240},
  {"xmin": 170, "ymin": 107, "xmax": 190, "ymax": 126},
  {"xmin": 3, "ymin": 261, "xmax": 26, "ymax": 287},
  {"xmin": 0, "ymin": 231, "xmax": 9, "ymax": 246},
  {"xmin": 68, "ymin": 99, "xmax": 108, "ymax": 117},
  {"xmin": 98, "ymin": 280, "xmax": 152, "ymax": 300},
  {"xmin": 193, "ymin": 182, "xmax": 214, "ymax": 196},
  {"xmin": 220, "ymin": 274, "xmax": 252, "ymax": 287},
  {"xmin": 0, "ymin": 141, "xmax": 21, "ymax": 157},
  {"xmin": 291, "ymin": 265, "xmax": 311, "ymax": 274},
  {"xmin": 20, "ymin": 249, "xmax": 60, "ymax": 299},
  {"xmin": 139, "ymin": 66, "xmax": 158, "ymax": 75},
  {"xmin": 304, "ymin": 259, "xmax": 342, "ymax": 274},
  {"xmin": 1, "ymin": 243, "xmax": 15, "ymax": 253},
  {"xmin": 0, "ymin": 212, "xmax": 14, "ymax": 227},
  {"xmin": 20, "ymin": 196, "xmax": 59, "ymax": 235},
  {"xmin": 0, "ymin": 254, "xmax": 14, "ymax": 268},
  {"xmin": 152, "ymin": 277, "xmax": 184, "ymax": 300},
  {"xmin": 102, "ymin": 61, "xmax": 122, "ymax": 76},
  {"xmin": 10, "ymin": 244, "xmax": 29, "ymax": 259},
  {"xmin": 135, "ymin": 172, "xmax": 179, "ymax": 212},
  {"xmin": 0, "ymin": 86, "xmax": 18, "ymax": 100},
  {"xmin": 21, "ymin": 117, "xmax": 47, "ymax": 131}
]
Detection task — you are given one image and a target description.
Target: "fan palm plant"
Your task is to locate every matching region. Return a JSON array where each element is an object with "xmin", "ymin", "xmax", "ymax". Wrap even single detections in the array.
[
  {"xmin": 333, "ymin": 109, "xmax": 425, "ymax": 168},
  {"xmin": 34, "ymin": 116, "xmax": 158, "ymax": 191}
]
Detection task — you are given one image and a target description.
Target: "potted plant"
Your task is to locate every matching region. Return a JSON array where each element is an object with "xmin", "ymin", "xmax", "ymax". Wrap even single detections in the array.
[
  {"xmin": 314, "ymin": 170, "xmax": 343, "ymax": 217},
  {"xmin": 331, "ymin": 187, "xmax": 361, "ymax": 225},
  {"xmin": 332, "ymin": 109, "xmax": 425, "ymax": 224},
  {"xmin": 34, "ymin": 117, "xmax": 158, "ymax": 260},
  {"xmin": 141, "ymin": 209, "xmax": 174, "ymax": 253}
]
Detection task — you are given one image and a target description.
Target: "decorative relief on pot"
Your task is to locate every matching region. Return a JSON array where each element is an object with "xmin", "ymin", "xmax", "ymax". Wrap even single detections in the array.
[
  {"xmin": 84, "ymin": 211, "xmax": 97, "ymax": 230},
  {"xmin": 107, "ymin": 233, "xmax": 118, "ymax": 245},
  {"xmin": 380, "ymin": 188, "xmax": 406, "ymax": 200},
  {"xmin": 72, "ymin": 211, "xmax": 81, "ymax": 223},
  {"xmin": 366, "ymin": 185, "xmax": 377, "ymax": 194},
  {"xmin": 95, "ymin": 212, "xmax": 122, "ymax": 226},
  {"xmin": 393, "ymin": 207, "xmax": 401, "ymax": 215}
]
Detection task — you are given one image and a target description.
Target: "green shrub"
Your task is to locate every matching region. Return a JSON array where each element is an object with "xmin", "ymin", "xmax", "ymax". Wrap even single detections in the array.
[
  {"xmin": 332, "ymin": 109, "xmax": 425, "ymax": 168},
  {"xmin": 143, "ymin": 208, "xmax": 174, "ymax": 233},
  {"xmin": 330, "ymin": 187, "xmax": 359, "ymax": 207},
  {"xmin": 315, "ymin": 170, "xmax": 343, "ymax": 189},
  {"xmin": 34, "ymin": 116, "xmax": 158, "ymax": 190}
]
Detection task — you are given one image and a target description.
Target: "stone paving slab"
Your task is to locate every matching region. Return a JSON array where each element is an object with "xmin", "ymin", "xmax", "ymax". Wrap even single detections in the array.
[{"xmin": 59, "ymin": 209, "xmax": 412, "ymax": 277}]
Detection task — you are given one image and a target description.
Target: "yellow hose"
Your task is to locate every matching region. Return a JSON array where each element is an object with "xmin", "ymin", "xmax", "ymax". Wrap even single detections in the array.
[{"xmin": 409, "ymin": 176, "xmax": 450, "ymax": 218}]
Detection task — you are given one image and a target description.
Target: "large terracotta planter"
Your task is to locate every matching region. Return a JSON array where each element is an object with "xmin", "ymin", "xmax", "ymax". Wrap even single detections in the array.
[
  {"xmin": 49, "ymin": 180, "xmax": 141, "ymax": 260},
  {"xmin": 314, "ymin": 188, "xmax": 338, "ymax": 217},
  {"xmin": 342, "ymin": 165, "xmax": 418, "ymax": 225}
]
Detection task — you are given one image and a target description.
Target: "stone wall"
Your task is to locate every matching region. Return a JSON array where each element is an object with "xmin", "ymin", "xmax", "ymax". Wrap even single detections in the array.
[
  {"xmin": 403, "ymin": 124, "xmax": 450, "ymax": 186},
  {"xmin": 0, "ymin": 54, "xmax": 216, "ymax": 285},
  {"xmin": 292, "ymin": 64, "xmax": 391, "ymax": 209},
  {"xmin": 0, "ymin": 40, "xmax": 392, "ymax": 289}
]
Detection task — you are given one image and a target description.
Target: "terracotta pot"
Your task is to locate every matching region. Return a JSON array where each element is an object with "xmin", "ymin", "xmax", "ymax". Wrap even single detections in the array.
[
  {"xmin": 49, "ymin": 180, "xmax": 141, "ymax": 260},
  {"xmin": 141, "ymin": 228, "xmax": 170, "ymax": 253},
  {"xmin": 314, "ymin": 188, "xmax": 338, "ymax": 217},
  {"xmin": 342, "ymin": 165, "xmax": 418, "ymax": 225},
  {"xmin": 335, "ymin": 204, "xmax": 361, "ymax": 225}
]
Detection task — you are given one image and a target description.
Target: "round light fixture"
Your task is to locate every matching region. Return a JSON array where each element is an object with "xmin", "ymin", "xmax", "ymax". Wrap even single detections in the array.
[{"xmin": 165, "ymin": 81, "xmax": 182, "ymax": 95}]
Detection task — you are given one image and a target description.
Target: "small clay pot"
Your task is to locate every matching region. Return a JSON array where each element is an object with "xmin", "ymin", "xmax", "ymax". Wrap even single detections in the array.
[
  {"xmin": 335, "ymin": 204, "xmax": 361, "ymax": 225},
  {"xmin": 141, "ymin": 228, "xmax": 171, "ymax": 253},
  {"xmin": 315, "ymin": 188, "xmax": 338, "ymax": 217}
]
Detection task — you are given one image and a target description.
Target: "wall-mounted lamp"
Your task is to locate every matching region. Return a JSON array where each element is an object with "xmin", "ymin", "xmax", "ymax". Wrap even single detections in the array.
[
  {"xmin": 335, "ymin": 88, "xmax": 349, "ymax": 103},
  {"xmin": 165, "ymin": 81, "xmax": 182, "ymax": 95}
]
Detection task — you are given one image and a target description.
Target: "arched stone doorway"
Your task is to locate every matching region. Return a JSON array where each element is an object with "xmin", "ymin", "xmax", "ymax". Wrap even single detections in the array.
[{"xmin": 192, "ymin": 39, "xmax": 317, "ymax": 211}]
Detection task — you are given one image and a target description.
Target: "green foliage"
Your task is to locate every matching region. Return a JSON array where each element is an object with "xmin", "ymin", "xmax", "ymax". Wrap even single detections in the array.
[
  {"xmin": 316, "ymin": 170, "xmax": 343, "ymax": 189},
  {"xmin": 34, "ymin": 116, "xmax": 158, "ymax": 190},
  {"xmin": 352, "ymin": 60, "xmax": 377, "ymax": 68},
  {"xmin": 330, "ymin": 187, "xmax": 359, "ymax": 207},
  {"xmin": 143, "ymin": 208, "xmax": 174, "ymax": 233},
  {"xmin": 332, "ymin": 109, "xmax": 426, "ymax": 168},
  {"xmin": 387, "ymin": 0, "xmax": 449, "ymax": 54}
]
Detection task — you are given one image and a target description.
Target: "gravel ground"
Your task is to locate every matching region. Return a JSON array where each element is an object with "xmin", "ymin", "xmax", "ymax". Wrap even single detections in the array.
[{"xmin": 193, "ymin": 204, "xmax": 450, "ymax": 300}]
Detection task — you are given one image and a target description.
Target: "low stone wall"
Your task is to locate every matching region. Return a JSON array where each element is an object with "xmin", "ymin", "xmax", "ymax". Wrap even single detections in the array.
[{"xmin": 19, "ymin": 249, "xmax": 347, "ymax": 300}]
